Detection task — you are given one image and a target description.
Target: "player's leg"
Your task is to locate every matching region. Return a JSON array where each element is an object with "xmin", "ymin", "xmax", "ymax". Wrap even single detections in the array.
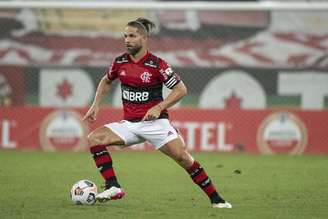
[
  {"xmin": 87, "ymin": 126, "xmax": 126, "ymax": 202},
  {"xmin": 136, "ymin": 119, "xmax": 231, "ymax": 208},
  {"xmin": 88, "ymin": 126, "xmax": 124, "ymax": 187},
  {"xmin": 159, "ymin": 137, "xmax": 232, "ymax": 208}
]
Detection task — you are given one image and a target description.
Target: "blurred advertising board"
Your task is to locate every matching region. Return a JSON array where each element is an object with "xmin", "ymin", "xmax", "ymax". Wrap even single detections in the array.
[{"xmin": 1, "ymin": 107, "xmax": 327, "ymax": 154}]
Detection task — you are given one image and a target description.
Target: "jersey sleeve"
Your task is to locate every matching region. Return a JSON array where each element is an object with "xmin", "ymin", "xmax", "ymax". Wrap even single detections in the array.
[
  {"xmin": 158, "ymin": 60, "xmax": 181, "ymax": 89},
  {"xmin": 106, "ymin": 60, "xmax": 118, "ymax": 81}
]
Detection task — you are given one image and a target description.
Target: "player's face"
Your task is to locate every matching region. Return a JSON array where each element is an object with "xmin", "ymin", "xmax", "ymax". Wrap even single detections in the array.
[{"xmin": 124, "ymin": 26, "xmax": 146, "ymax": 56}]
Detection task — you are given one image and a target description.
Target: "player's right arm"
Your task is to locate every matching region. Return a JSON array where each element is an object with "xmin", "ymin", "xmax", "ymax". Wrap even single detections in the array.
[
  {"xmin": 84, "ymin": 59, "xmax": 119, "ymax": 122},
  {"xmin": 83, "ymin": 76, "xmax": 113, "ymax": 122}
]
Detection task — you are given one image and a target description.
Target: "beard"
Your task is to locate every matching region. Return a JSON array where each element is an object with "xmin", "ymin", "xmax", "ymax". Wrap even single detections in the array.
[{"xmin": 126, "ymin": 45, "xmax": 142, "ymax": 56}]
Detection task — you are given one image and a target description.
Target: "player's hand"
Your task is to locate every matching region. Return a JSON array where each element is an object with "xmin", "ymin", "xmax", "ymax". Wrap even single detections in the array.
[
  {"xmin": 83, "ymin": 105, "xmax": 99, "ymax": 122},
  {"xmin": 142, "ymin": 105, "xmax": 163, "ymax": 121}
]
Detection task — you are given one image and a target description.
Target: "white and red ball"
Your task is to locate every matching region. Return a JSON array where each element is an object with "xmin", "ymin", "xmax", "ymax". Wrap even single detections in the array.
[{"xmin": 70, "ymin": 180, "xmax": 97, "ymax": 205}]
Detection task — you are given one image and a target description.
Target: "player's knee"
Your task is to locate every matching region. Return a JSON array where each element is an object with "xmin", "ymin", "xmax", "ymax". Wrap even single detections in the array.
[
  {"xmin": 87, "ymin": 132, "xmax": 103, "ymax": 146},
  {"xmin": 176, "ymin": 151, "xmax": 194, "ymax": 169}
]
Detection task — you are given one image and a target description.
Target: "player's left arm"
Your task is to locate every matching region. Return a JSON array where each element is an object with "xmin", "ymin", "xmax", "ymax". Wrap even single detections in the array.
[
  {"xmin": 158, "ymin": 81, "xmax": 187, "ymax": 110},
  {"xmin": 142, "ymin": 59, "xmax": 187, "ymax": 121},
  {"xmin": 142, "ymin": 81, "xmax": 187, "ymax": 121}
]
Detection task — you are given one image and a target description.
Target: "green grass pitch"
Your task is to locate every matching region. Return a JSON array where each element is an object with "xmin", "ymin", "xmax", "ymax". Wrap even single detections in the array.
[{"xmin": 0, "ymin": 150, "xmax": 327, "ymax": 219}]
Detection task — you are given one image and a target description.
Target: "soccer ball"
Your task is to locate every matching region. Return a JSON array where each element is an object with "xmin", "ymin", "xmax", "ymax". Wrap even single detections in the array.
[{"xmin": 70, "ymin": 179, "xmax": 97, "ymax": 205}]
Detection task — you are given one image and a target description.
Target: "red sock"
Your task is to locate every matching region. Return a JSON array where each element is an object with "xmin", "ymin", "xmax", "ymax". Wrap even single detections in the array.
[
  {"xmin": 187, "ymin": 161, "xmax": 225, "ymax": 204},
  {"xmin": 90, "ymin": 145, "xmax": 120, "ymax": 188}
]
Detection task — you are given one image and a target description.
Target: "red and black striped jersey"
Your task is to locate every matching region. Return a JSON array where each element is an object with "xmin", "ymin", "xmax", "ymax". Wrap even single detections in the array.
[{"xmin": 106, "ymin": 51, "xmax": 181, "ymax": 121}]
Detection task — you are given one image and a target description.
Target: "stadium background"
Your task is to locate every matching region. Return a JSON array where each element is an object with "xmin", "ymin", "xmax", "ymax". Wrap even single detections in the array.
[{"xmin": 0, "ymin": 0, "xmax": 328, "ymax": 154}]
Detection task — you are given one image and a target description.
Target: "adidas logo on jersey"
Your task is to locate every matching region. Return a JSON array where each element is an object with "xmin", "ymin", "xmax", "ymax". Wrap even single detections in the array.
[{"xmin": 120, "ymin": 70, "xmax": 126, "ymax": 76}]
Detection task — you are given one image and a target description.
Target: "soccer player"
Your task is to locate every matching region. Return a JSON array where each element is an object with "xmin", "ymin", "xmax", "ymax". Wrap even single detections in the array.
[{"xmin": 83, "ymin": 17, "xmax": 232, "ymax": 208}]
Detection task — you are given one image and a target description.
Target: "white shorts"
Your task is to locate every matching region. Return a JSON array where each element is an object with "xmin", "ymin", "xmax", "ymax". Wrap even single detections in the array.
[{"xmin": 104, "ymin": 119, "xmax": 179, "ymax": 149}]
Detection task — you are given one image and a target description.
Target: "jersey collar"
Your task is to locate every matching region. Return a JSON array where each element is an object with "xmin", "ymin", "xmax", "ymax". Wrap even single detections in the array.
[{"xmin": 128, "ymin": 50, "xmax": 150, "ymax": 64}]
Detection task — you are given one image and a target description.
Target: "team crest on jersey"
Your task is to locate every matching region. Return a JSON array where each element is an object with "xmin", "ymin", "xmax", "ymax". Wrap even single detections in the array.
[{"xmin": 140, "ymin": 72, "xmax": 152, "ymax": 83}]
